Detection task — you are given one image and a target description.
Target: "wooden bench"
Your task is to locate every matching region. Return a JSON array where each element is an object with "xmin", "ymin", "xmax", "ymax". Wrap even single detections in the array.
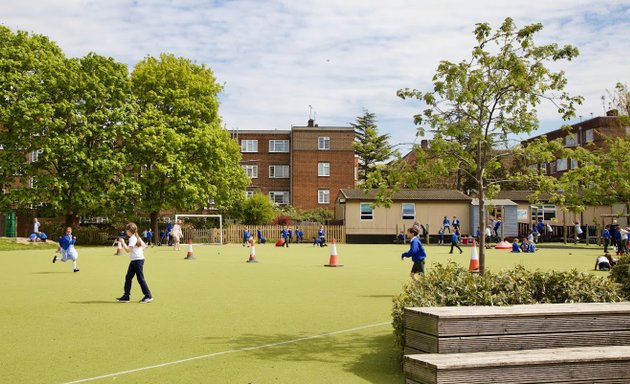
[
  {"xmin": 403, "ymin": 303, "xmax": 630, "ymax": 383},
  {"xmin": 405, "ymin": 345, "xmax": 630, "ymax": 384},
  {"xmin": 404, "ymin": 302, "xmax": 630, "ymax": 354}
]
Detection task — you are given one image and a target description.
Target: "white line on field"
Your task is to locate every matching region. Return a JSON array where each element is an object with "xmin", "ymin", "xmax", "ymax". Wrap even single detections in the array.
[{"xmin": 62, "ymin": 321, "xmax": 391, "ymax": 384}]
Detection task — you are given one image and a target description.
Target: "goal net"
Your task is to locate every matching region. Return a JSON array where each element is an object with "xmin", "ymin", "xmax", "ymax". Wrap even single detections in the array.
[{"xmin": 174, "ymin": 214, "xmax": 223, "ymax": 245}]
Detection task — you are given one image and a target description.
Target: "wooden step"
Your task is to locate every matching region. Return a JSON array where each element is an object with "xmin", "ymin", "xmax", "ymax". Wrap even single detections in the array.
[{"xmin": 405, "ymin": 346, "xmax": 630, "ymax": 384}]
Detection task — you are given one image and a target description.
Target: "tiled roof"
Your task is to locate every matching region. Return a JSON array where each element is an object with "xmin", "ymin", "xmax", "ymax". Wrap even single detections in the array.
[
  {"xmin": 339, "ymin": 189, "xmax": 472, "ymax": 201},
  {"xmin": 496, "ymin": 190, "xmax": 551, "ymax": 202}
]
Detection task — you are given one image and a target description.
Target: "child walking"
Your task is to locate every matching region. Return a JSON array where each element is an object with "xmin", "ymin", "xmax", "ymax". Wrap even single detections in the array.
[
  {"xmin": 53, "ymin": 227, "xmax": 79, "ymax": 272},
  {"xmin": 401, "ymin": 226, "xmax": 427, "ymax": 280},
  {"xmin": 116, "ymin": 222, "xmax": 153, "ymax": 303},
  {"xmin": 246, "ymin": 237, "xmax": 257, "ymax": 263}
]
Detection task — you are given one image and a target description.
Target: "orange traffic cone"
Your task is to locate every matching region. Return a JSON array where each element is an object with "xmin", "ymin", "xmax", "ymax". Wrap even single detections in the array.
[
  {"xmin": 495, "ymin": 240, "xmax": 512, "ymax": 249},
  {"xmin": 469, "ymin": 239, "xmax": 480, "ymax": 273},
  {"xmin": 324, "ymin": 238, "xmax": 344, "ymax": 267},
  {"xmin": 184, "ymin": 240, "xmax": 195, "ymax": 260},
  {"xmin": 115, "ymin": 240, "xmax": 123, "ymax": 255}
]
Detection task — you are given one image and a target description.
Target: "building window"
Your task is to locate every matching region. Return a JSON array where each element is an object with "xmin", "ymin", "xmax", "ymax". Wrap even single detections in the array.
[
  {"xmin": 269, "ymin": 191, "xmax": 290, "ymax": 205},
  {"xmin": 269, "ymin": 140, "xmax": 289, "ymax": 153},
  {"xmin": 245, "ymin": 190, "xmax": 255, "ymax": 199},
  {"xmin": 564, "ymin": 135, "xmax": 578, "ymax": 147},
  {"xmin": 318, "ymin": 137, "xmax": 330, "ymax": 150},
  {"xmin": 556, "ymin": 158, "xmax": 568, "ymax": 171},
  {"xmin": 269, "ymin": 165, "xmax": 290, "ymax": 178},
  {"xmin": 570, "ymin": 159, "xmax": 578, "ymax": 170},
  {"xmin": 318, "ymin": 189, "xmax": 330, "ymax": 204},
  {"xmin": 242, "ymin": 165, "xmax": 258, "ymax": 178},
  {"xmin": 585, "ymin": 129, "xmax": 594, "ymax": 143},
  {"xmin": 241, "ymin": 140, "xmax": 258, "ymax": 153},
  {"xmin": 540, "ymin": 163, "xmax": 547, "ymax": 175},
  {"xmin": 360, "ymin": 203, "xmax": 373, "ymax": 220},
  {"xmin": 31, "ymin": 149, "xmax": 44, "ymax": 162},
  {"xmin": 402, "ymin": 203, "xmax": 415, "ymax": 220},
  {"xmin": 549, "ymin": 161, "xmax": 557, "ymax": 174},
  {"xmin": 531, "ymin": 205, "xmax": 556, "ymax": 221},
  {"xmin": 318, "ymin": 162, "xmax": 330, "ymax": 176}
]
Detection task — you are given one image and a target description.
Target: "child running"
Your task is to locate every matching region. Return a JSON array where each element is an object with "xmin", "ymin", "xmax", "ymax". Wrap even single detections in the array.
[
  {"xmin": 116, "ymin": 222, "xmax": 153, "ymax": 303},
  {"xmin": 401, "ymin": 226, "xmax": 427, "ymax": 280},
  {"xmin": 53, "ymin": 227, "xmax": 79, "ymax": 272}
]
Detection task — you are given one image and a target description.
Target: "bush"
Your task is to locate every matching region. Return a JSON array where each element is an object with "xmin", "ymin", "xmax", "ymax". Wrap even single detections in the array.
[
  {"xmin": 610, "ymin": 255, "xmax": 630, "ymax": 298},
  {"xmin": 392, "ymin": 262, "xmax": 623, "ymax": 354}
]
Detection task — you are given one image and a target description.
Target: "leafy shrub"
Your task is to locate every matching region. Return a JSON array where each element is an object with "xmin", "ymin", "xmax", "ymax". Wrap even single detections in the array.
[
  {"xmin": 392, "ymin": 262, "xmax": 623, "ymax": 354},
  {"xmin": 610, "ymin": 255, "xmax": 630, "ymax": 298},
  {"xmin": 271, "ymin": 214, "xmax": 292, "ymax": 226}
]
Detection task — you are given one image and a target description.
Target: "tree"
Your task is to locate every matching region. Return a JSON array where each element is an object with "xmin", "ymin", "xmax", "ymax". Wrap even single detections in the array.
[
  {"xmin": 602, "ymin": 82, "xmax": 630, "ymax": 117},
  {"xmin": 28, "ymin": 53, "xmax": 137, "ymax": 226},
  {"xmin": 0, "ymin": 26, "xmax": 136, "ymax": 225},
  {"xmin": 130, "ymin": 53, "xmax": 248, "ymax": 237},
  {"xmin": 352, "ymin": 111, "xmax": 394, "ymax": 183},
  {"xmin": 0, "ymin": 26, "xmax": 67, "ymax": 212},
  {"xmin": 239, "ymin": 193, "xmax": 275, "ymax": 225},
  {"xmin": 397, "ymin": 18, "xmax": 582, "ymax": 273}
]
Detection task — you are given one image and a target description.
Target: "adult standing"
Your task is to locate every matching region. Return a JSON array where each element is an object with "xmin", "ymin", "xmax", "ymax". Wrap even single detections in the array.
[{"xmin": 171, "ymin": 220, "xmax": 183, "ymax": 251}]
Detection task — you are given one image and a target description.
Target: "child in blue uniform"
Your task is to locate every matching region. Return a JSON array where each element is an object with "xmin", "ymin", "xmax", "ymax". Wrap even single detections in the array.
[
  {"xmin": 53, "ymin": 227, "xmax": 79, "ymax": 272},
  {"xmin": 401, "ymin": 227, "xmax": 427, "ymax": 280}
]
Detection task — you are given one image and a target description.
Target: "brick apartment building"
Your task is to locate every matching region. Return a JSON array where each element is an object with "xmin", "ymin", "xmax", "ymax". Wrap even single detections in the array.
[
  {"xmin": 231, "ymin": 119, "xmax": 357, "ymax": 210},
  {"xmin": 525, "ymin": 112, "xmax": 629, "ymax": 176}
]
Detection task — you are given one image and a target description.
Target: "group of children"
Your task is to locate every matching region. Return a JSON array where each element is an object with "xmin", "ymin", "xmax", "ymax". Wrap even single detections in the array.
[
  {"xmin": 244, "ymin": 225, "xmax": 327, "ymax": 248},
  {"xmin": 510, "ymin": 237, "xmax": 537, "ymax": 253}
]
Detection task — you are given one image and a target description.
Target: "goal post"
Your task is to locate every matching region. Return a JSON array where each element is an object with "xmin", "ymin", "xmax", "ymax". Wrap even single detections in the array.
[{"xmin": 174, "ymin": 214, "xmax": 223, "ymax": 245}]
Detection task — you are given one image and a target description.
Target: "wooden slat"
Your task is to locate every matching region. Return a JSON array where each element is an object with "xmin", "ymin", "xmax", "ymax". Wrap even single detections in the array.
[
  {"xmin": 405, "ymin": 346, "xmax": 630, "ymax": 384},
  {"xmin": 405, "ymin": 303, "xmax": 630, "ymax": 337}
]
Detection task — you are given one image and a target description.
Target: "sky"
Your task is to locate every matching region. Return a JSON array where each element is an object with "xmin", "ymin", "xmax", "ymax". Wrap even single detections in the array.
[{"xmin": 1, "ymin": 0, "xmax": 629, "ymax": 150}]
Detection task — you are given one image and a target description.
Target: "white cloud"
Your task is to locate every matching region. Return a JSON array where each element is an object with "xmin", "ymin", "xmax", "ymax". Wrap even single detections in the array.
[{"xmin": 1, "ymin": 0, "xmax": 629, "ymax": 146}]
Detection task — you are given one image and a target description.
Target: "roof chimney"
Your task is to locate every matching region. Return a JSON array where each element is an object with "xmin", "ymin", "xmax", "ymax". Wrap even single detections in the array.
[
  {"xmin": 307, "ymin": 118, "xmax": 314, "ymax": 127},
  {"xmin": 607, "ymin": 109, "xmax": 619, "ymax": 117},
  {"xmin": 420, "ymin": 139, "xmax": 429, "ymax": 149}
]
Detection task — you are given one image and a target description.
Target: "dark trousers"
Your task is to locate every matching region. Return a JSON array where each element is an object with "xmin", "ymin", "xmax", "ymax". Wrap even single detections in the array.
[
  {"xmin": 604, "ymin": 238, "xmax": 610, "ymax": 253},
  {"xmin": 450, "ymin": 241, "xmax": 463, "ymax": 253},
  {"xmin": 124, "ymin": 259, "xmax": 151, "ymax": 297}
]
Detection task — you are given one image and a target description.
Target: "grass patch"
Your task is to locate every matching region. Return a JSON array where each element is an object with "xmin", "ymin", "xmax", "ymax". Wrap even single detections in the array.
[
  {"xmin": 0, "ymin": 237, "xmax": 57, "ymax": 251},
  {"xmin": 0, "ymin": 242, "xmax": 611, "ymax": 383}
]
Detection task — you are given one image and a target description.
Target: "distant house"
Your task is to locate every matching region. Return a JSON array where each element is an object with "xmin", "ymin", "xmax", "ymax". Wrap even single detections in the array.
[{"xmin": 335, "ymin": 189, "xmax": 472, "ymax": 243}]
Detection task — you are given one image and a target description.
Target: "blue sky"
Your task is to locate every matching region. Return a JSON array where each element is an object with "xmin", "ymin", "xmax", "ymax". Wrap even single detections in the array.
[{"xmin": 1, "ymin": 0, "xmax": 628, "ymax": 149}]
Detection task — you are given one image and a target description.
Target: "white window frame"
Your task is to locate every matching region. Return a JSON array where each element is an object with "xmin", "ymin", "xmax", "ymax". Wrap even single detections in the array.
[
  {"xmin": 245, "ymin": 190, "xmax": 255, "ymax": 199},
  {"xmin": 585, "ymin": 129, "xmax": 594, "ymax": 143},
  {"xmin": 531, "ymin": 205, "xmax": 557, "ymax": 221},
  {"xmin": 240, "ymin": 140, "xmax": 258, "ymax": 153},
  {"xmin": 570, "ymin": 158, "xmax": 578, "ymax": 170},
  {"xmin": 402, "ymin": 203, "xmax": 415, "ymax": 220},
  {"xmin": 268, "ymin": 140, "xmax": 289, "ymax": 153},
  {"xmin": 318, "ymin": 136, "xmax": 330, "ymax": 150},
  {"xmin": 269, "ymin": 165, "xmax": 290, "ymax": 178},
  {"xmin": 269, "ymin": 191, "xmax": 290, "ymax": 205},
  {"xmin": 318, "ymin": 162, "xmax": 330, "ymax": 177},
  {"xmin": 564, "ymin": 135, "xmax": 578, "ymax": 147},
  {"xmin": 318, "ymin": 189, "xmax": 330, "ymax": 204},
  {"xmin": 242, "ymin": 164, "xmax": 258, "ymax": 178},
  {"xmin": 540, "ymin": 163, "xmax": 547, "ymax": 175},
  {"xmin": 360, "ymin": 202, "xmax": 373, "ymax": 220},
  {"xmin": 556, "ymin": 158, "xmax": 568, "ymax": 171},
  {"xmin": 31, "ymin": 149, "xmax": 44, "ymax": 162}
]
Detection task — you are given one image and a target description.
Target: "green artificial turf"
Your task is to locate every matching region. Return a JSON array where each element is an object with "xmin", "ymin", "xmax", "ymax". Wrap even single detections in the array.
[{"xmin": 0, "ymin": 242, "xmax": 609, "ymax": 383}]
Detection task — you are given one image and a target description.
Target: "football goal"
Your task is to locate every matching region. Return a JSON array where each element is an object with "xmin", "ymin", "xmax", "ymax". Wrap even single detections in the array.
[{"xmin": 174, "ymin": 214, "xmax": 223, "ymax": 245}]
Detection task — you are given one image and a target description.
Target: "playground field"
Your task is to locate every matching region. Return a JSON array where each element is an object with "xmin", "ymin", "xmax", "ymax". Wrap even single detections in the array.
[{"xmin": 0, "ymin": 241, "xmax": 608, "ymax": 383}]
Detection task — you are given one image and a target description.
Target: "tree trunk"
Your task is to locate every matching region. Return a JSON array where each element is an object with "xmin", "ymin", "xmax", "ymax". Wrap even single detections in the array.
[
  {"xmin": 478, "ymin": 188, "xmax": 486, "ymax": 275},
  {"xmin": 65, "ymin": 212, "xmax": 79, "ymax": 228},
  {"xmin": 150, "ymin": 211, "xmax": 159, "ymax": 244}
]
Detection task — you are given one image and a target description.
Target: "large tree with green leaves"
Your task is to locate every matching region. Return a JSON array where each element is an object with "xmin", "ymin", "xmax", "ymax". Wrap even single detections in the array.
[
  {"xmin": 397, "ymin": 18, "xmax": 582, "ymax": 273},
  {"xmin": 0, "ymin": 27, "xmax": 136, "ymax": 225},
  {"xmin": 0, "ymin": 26, "xmax": 66, "ymax": 212},
  {"xmin": 130, "ymin": 53, "xmax": 248, "ymax": 236},
  {"xmin": 352, "ymin": 111, "xmax": 394, "ymax": 183}
]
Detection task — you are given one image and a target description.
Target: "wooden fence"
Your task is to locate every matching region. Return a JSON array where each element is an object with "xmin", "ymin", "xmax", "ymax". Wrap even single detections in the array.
[{"xmin": 69, "ymin": 224, "xmax": 345, "ymax": 245}]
